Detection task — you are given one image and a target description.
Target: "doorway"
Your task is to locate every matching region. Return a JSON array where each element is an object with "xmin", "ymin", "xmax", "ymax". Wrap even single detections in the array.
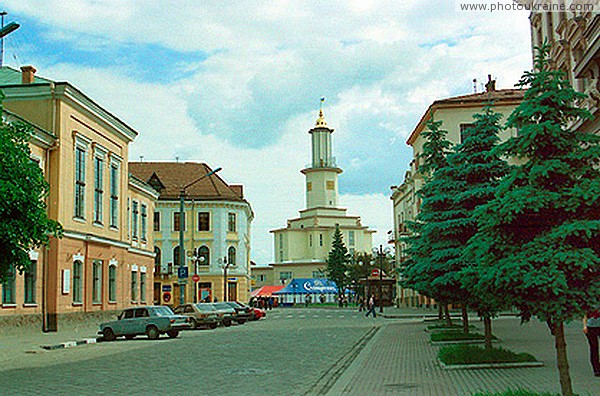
[{"xmin": 227, "ymin": 282, "xmax": 237, "ymax": 302}]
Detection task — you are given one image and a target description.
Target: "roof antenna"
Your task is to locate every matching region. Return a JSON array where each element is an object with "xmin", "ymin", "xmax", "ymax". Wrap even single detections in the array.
[
  {"xmin": 473, "ymin": 78, "xmax": 477, "ymax": 93},
  {"xmin": 175, "ymin": 156, "xmax": 179, "ymax": 163},
  {"xmin": 139, "ymin": 155, "xmax": 144, "ymax": 162}
]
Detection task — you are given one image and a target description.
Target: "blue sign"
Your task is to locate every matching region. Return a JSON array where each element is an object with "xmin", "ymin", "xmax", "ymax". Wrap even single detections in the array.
[
  {"xmin": 178, "ymin": 267, "xmax": 188, "ymax": 279},
  {"xmin": 162, "ymin": 285, "xmax": 172, "ymax": 292}
]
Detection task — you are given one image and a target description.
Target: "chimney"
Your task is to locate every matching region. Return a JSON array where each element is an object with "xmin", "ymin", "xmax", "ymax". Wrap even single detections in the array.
[
  {"xmin": 21, "ymin": 65, "xmax": 37, "ymax": 84},
  {"xmin": 485, "ymin": 74, "xmax": 496, "ymax": 92}
]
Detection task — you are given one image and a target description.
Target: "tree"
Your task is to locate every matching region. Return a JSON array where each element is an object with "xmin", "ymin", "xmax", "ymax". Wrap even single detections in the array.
[
  {"xmin": 467, "ymin": 43, "xmax": 600, "ymax": 396},
  {"xmin": 448, "ymin": 104, "xmax": 510, "ymax": 346},
  {"xmin": 0, "ymin": 105, "xmax": 62, "ymax": 282},
  {"xmin": 401, "ymin": 117, "xmax": 456, "ymax": 324},
  {"xmin": 325, "ymin": 226, "xmax": 350, "ymax": 300}
]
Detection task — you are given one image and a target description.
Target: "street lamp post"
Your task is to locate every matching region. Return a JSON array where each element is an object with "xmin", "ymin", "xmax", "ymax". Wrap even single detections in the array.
[
  {"xmin": 178, "ymin": 167, "xmax": 222, "ymax": 305},
  {"xmin": 221, "ymin": 256, "xmax": 231, "ymax": 302},
  {"xmin": 373, "ymin": 245, "xmax": 391, "ymax": 313}
]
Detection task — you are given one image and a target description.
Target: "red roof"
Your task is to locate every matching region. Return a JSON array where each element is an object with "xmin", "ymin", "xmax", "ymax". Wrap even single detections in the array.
[{"xmin": 251, "ymin": 285, "xmax": 284, "ymax": 297}]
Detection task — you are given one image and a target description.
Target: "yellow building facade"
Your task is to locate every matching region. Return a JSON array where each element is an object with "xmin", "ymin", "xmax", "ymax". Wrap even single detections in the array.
[{"xmin": 0, "ymin": 66, "xmax": 157, "ymax": 331}]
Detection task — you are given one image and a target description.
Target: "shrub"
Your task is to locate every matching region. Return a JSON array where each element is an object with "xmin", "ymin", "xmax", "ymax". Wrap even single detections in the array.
[
  {"xmin": 431, "ymin": 332, "xmax": 491, "ymax": 342},
  {"xmin": 473, "ymin": 390, "xmax": 558, "ymax": 396},
  {"xmin": 438, "ymin": 345, "xmax": 536, "ymax": 365}
]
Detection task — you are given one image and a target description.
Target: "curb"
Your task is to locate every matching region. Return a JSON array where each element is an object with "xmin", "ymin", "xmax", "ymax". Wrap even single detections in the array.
[
  {"xmin": 438, "ymin": 359, "xmax": 544, "ymax": 370},
  {"xmin": 41, "ymin": 338, "xmax": 99, "ymax": 351},
  {"xmin": 430, "ymin": 339, "xmax": 501, "ymax": 346}
]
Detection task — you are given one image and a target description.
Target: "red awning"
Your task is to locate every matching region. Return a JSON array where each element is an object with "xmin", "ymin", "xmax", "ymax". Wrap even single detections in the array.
[{"xmin": 251, "ymin": 285, "xmax": 284, "ymax": 297}]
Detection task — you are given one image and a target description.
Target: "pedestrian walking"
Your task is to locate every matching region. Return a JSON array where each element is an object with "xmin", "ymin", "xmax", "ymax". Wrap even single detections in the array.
[
  {"xmin": 584, "ymin": 308, "xmax": 600, "ymax": 376},
  {"xmin": 365, "ymin": 295, "xmax": 376, "ymax": 318},
  {"xmin": 305, "ymin": 293, "xmax": 311, "ymax": 307},
  {"xmin": 358, "ymin": 296, "xmax": 365, "ymax": 312},
  {"xmin": 268, "ymin": 296, "xmax": 274, "ymax": 310}
]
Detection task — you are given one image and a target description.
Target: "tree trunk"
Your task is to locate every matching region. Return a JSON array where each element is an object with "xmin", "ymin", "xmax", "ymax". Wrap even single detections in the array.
[
  {"xmin": 547, "ymin": 320, "xmax": 574, "ymax": 396},
  {"xmin": 483, "ymin": 316, "xmax": 493, "ymax": 350},
  {"xmin": 462, "ymin": 305, "xmax": 469, "ymax": 334},
  {"xmin": 438, "ymin": 304, "xmax": 443, "ymax": 321},
  {"xmin": 444, "ymin": 304, "xmax": 452, "ymax": 327}
]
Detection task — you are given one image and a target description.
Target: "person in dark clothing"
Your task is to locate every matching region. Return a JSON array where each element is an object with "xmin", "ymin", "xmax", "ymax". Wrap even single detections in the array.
[
  {"xmin": 584, "ymin": 308, "xmax": 600, "ymax": 376},
  {"xmin": 365, "ymin": 295, "xmax": 376, "ymax": 318}
]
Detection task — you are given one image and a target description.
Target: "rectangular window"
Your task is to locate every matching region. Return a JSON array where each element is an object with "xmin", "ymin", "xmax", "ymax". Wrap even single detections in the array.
[
  {"xmin": 73, "ymin": 261, "xmax": 83, "ymax": 304},
  {"xmin": 326, "ymin": 180, "xmax": 335, "ymax": 190},
  {"xmin": 141, "ymin": 204, "xmax": 147, "ymax": 242},
  {"xmin": 280, "ymin": 271, "xmax": 293, "ymax": 281},
  {"xmin": 92, "ymin": 260, "xmax": 102, "ymax": 304},
  {"xmin": 108, "ymin": 265, "xmax": 117, "ymax": 302},
  {"xmin": 93, "ymin": 156, "xmax": 104, "ymax": 224},
  {"xmin": 228, "ymin": 213, "xmax": 236, "ymax": 232},
  {"xmin": 109, "ymin": 163, "xmax": 119, "ymax": 228},
  {"xmin": 140, "ymin": 272, "xmax": 146, "ymax": 303},
  {"xmin": 2, "ymin": 265, "xmax": 15, "ymax": 304},
  {"xmin": 174, "ymin": 212, "xmax": 184, "ymax": 232},
  {"xmin": 309, "ymin": 234, "xmax": 313, "ymax": 247},
  {"xmin": 74, "ymin": 146, "xmax": 86, "ymax": 219},
  {"xmin": 198, "ymin": 212, "xmax": 210, "ymax": 231},
  {"xmin": 319, "ymin": 234, "xmax": 323, "ymax": 247},
  {"xmin": 349, "ymin": 231, "xmax": 355, "ymax": 246},
  {"xmin": 153, "ymin": 211, "xmax": 160, "ymax": 232},
  {"xmin": 258, "ymin": 275, "xmax": 266, "ymax": 282},
  {"xmin": 131, "ymin": 271, "xmax": 138, "ymax": 301},
  {"xmin": 24, "ymin": 260, "xmax": 37, "ymax": 304},
  {"xmin": 132, "ymin": 201, "xmax": 139, "ymax": 240},
  {"xmin": 460, "ymin": 123, "xmax": 475, "ymax": 143}
]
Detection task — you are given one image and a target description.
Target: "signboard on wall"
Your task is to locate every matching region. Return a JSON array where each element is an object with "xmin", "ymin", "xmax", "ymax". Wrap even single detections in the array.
[
  {"xmin": 62, "ymin": 269, "xmax": 70, "ymax": 294},
  {"xmin": 162, "ymin": 285, "xmax": 172, "ymax": 292}
]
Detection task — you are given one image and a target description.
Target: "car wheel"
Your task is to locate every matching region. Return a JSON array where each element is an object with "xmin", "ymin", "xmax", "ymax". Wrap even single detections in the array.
[
  {"xmin": 125, "ymin": 335, "xmax": 136, "ymax": 340},
  {"xmin": 146, "ymin": 326, "xmax": 160, "ymax": 340},
  {"xmin": 223, "ymin": 319, "xmax": 232, "ymax": 327},
  {"xmin": 237, "ymin": 320, "xmax": 246, "ymax": 325},
  {"xmin": 167, "ymin": 330, "xmax": 179, "ymax": 338},
  {"xmin": 209, "ymin": 323, "xmax": 217, "ymax": 330},
  {"xmin": 103, "ymin": 328, "xmax": 116, "ymax": 342}
]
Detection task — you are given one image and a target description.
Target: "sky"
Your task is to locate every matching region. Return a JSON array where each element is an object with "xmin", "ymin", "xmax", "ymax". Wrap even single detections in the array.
[{"xmin": 2, "ymin": 0, "xmax": 532, "ymax": 264}]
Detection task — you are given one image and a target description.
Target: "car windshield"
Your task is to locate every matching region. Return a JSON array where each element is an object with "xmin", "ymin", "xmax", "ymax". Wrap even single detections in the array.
[
  {"xmin": 214, "ymin": 303, "xmax": 233, "ymax": 310},
  {"xmin": 194, "ymin": 303, "xmax": 216, "ymax": 312},
  {"xmin": 152, "ymin": 306, "xmax": 174, "ymax": 316}
]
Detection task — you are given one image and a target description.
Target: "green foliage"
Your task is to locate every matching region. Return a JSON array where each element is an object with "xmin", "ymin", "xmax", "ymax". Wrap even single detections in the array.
[
  {"xmin": 467, "ymin": 43, "xmax": 600, "ymax": 326},
  {"xmin": 473, "ymin": 390, "xmax": 559, "ymax": 396},
  {"xmin": 438, "ymin": 344, "xmax": 536, "ymax": 365},
  {"xmin": 0, "ymin": 107, "xmax": 62, "ymax": 281},
  {"xmin": 325, "ymin": 225, "xmax": 350, "ymax": 294},
  {"xmin": 431, "ymin": 331, "xmax": 494, "ymax": 342}
]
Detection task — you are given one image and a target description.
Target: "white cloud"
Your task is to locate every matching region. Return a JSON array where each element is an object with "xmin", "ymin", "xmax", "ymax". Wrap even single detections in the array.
[{"xmin": 4, "ymin": 0, "xmax": 534, "ymax": 264}]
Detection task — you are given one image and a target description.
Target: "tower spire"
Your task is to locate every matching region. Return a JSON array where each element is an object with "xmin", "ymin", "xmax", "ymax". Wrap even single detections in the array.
[{"xmin": 316, "ymin": 97, "xmax": 327, "ymax": 126}]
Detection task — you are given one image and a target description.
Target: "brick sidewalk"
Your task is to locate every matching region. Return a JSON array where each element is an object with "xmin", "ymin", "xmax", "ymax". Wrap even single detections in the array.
[{"xmin": 326, "ymin": 316, "xmax": 599, "ymax": 395}]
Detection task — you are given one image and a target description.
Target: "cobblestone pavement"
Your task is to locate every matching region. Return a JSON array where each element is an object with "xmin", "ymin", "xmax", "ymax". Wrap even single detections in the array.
[
  {"xmin": 327, "ymin": 315, "xmax": 598, "ymax": 396},
  {"xmin": 0, "ymin": 308, "xmax": 379, "ymax": 395},
  {"xmin": 1, "ymin": 308, "xmax": 597, "ymax": 395}
]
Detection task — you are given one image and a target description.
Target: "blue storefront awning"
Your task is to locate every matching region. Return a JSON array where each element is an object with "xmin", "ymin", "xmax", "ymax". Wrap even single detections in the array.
[{"xmin": 274, "ymin": 278, "xmax": 339, "ymax": 295}]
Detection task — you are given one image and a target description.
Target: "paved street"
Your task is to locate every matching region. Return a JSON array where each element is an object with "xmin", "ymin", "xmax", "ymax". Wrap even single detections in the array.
[{"xmin": 1, "ymin": 308, "xmax": 599, "ymax": 395}]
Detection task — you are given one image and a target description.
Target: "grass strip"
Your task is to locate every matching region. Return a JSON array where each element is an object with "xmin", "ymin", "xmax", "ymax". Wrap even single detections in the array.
[
  {"xmin": 473, "ymin": 389, "xmax": 559, "ymax": 396},
  {"xmin": 431, "ymin": 332, "xmax": 494, "ymax": 342},
  {"xmin": 439, "ymin": 345, "xmax": 537, "ymax": 365}
]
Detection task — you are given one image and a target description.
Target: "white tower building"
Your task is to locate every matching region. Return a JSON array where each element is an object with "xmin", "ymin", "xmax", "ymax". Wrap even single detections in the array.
[{"xmin": 270, "ymin": 105, "xmax": 374, "ymax": 283}]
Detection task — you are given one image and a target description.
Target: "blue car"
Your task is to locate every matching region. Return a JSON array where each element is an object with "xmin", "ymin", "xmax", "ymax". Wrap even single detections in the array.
[{"xmin": 99, "ymin": 306, "xmax": 191, "ymax": 341}]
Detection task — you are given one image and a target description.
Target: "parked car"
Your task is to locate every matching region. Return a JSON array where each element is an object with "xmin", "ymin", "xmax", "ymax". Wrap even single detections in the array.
[
  {"xmin": 251, "ymin": 307, "xmax": 266, "ymax": 320},
  {"xmin": 99, "ymin": 306, "xmax": 191, "ymax": 341},
  {"xmin": 197, "ymin": 302, "xmax": 234, "ymax": 327},
  {"xmin": 173, "ymin": 304, "xmax": 219, "ymax": 330},
  {"xmin": 223, "ymin": 301, "xmax": 253, "ymax": 323},
  {"xmin": 213, "ymin": 302, "xmax": 247, "ymax": 325}
]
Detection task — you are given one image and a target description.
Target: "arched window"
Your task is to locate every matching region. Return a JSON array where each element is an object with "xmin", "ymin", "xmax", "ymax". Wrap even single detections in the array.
[
  {"xmin": 197, "ymin": 246, "xmax": 209, "ymax": 266},
  {"xmin": 173, "ymin": 246, "xmax": 181, "ymax": 267},
  {"xmin": 228, "ymin": 246, "xmax": 236, "ymax": 266},
  {"xmin": 154, "ymin": 246, "xmax": 161, "ymax": 268}
]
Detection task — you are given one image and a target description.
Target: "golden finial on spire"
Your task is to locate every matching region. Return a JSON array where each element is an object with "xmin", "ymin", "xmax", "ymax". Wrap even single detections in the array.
[{"xmin": 316, "ymin": 97, "xmax": 327, "ymax": 126}]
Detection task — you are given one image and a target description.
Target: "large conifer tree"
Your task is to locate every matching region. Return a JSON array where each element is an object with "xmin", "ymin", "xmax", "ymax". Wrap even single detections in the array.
[
  {"xmin": 401, "ymin": 118, "xmax": 455, "ymax": 321},
  {"xmin": 468, "ymin": 44, "xmax": 600, "ymax": 396},
  {"xmin": 325, "ymin": 225, "xmax": 350, "ymax": 299}
]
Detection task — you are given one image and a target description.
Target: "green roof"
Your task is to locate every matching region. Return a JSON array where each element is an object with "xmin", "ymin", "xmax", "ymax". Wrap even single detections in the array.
[{"xmin": 0, "ymin": 66, "xmax": 53, "ymax": 86}]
